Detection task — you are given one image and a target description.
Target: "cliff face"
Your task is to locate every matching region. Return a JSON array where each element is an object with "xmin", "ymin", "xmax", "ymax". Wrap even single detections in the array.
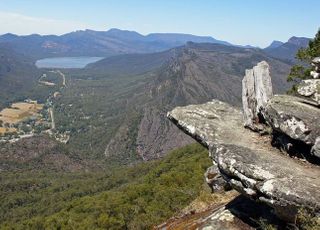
[{"xmin": 166, "ymin": 60, "xmax": 320, "ymax": 228}]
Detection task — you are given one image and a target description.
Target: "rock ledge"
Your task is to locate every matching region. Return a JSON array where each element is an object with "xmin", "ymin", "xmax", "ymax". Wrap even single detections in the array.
[{"xmin": 168, "ymin": 100, "xmax": 320, "ymax": 222}]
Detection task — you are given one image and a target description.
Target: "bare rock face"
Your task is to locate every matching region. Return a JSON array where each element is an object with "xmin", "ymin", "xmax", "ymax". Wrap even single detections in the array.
[
  {"xmin": 264, "ymin": 95, "xmax": 320, "ymax": 148},
  {"xmin": 205, "ymin": 165, "xmax": 231, "ymax": 192},
  {"xmin": 166, "ymin": 61, "xmax": 320, "ymax": 227},
  {"xmin": 311, "ymin": 57, "xmax": 320, "ymax": 79},
  {"xmin": 297, "ymin": 78, "xmax": 320, "ymax": 106},
  {"xmin": 156, "ymin": 195, "xmax": 285, "ymax": 230},
  {"xmin": 298, "ymin": 57, "xmax": 320, "ymax": 105},
  {"xmin": 311, "ymin": 137, "xmax": 320, "ymax": 159},
  {"xmin": 167, "ymin": 100, "xmax": 320, "ymax": 222},
  {"xmin": 242, "ymin": 61, "xmax": 273, "ymax": 131}
]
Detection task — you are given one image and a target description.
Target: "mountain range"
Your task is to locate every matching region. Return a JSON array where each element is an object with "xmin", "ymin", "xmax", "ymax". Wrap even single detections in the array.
[
  {"xmin": 0, "ymin": 29, "xmax": 231, "ymax": 59},
  {"xmin": 0, "ymin": 28, "xmax": 309, "ymax": 61}
]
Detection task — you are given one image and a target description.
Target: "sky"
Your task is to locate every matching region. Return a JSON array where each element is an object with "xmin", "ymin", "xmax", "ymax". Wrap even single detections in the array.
[{"xmin": 0, "ymin": 0, "xmax": 319, "ymax": 47}]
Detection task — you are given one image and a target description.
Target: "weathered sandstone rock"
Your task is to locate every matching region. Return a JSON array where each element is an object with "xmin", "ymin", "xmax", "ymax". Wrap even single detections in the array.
[
  {"xmin": 311, "ymin": 137, "xmax": 320, "ymax": 159},
  {"xmin": 168, "ymin": 100, "xmax": 320, "ymax": 222},
  {"xmin": 264, "ymin": 95, "xmax": 320, "ymax": 146},
  {"xmin": 297, "ymin": 79, "xmax": 320, "ymax": 105},
  {"xmin": 205, "ymin": 165, "xmax": 231, "ymax": 192},
  {"xmin": 156, "ymin": 195, "xmax": 284, "ymax": 230},
  {"xmin": 311, "ymin": 57, "xmax": 320, "ymax": 79},
  {"xmin": 242, "ymin": 61, "xmax": 273, "ymax": 131}
]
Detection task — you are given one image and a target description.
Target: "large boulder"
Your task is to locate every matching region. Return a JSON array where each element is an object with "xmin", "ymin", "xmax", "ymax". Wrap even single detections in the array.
[
  {"xmin": 242, "ymin": 61, "xmax": 273, "ymax": 131},
  {"xmin": 156, "ymin": 195, "xmax": 285, "ymax": 230},
  {"xmin": 297, "ymin": 79, "xmax": 320, "ymax": 105},
  {"xmin": 264, "ymin": 95, "xmax": 320, "ymax": 146},
  {"xmin": 168, "ymin": 100, "xmax": 320, "ymax": 222},
  {"xmin": 311, "ymin": 137, "xmax": 320, "ymax": 159},
  {"xmin": 311, "ymin": 57, "xmax": 320, "ymax": 79},
  {"xmin": 205, "ymin": 165, "xmax": 231, "ymax": 192}
]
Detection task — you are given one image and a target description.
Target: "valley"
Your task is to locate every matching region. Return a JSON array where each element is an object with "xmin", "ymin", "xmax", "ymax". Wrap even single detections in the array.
[
  {"xmin": 0, "ymin": 24, "xmax": 316, "ymax": 229},
  {"xmin": 0, "ymin": 41, "xmax": 294, "ymax": 162},
  {"xmin": 0, "ymin": 66, "xmax": 71, "ymax": 145},
  {"xmin": 49, "ymin": 43, "xmax": 292, "ymax": 162}
]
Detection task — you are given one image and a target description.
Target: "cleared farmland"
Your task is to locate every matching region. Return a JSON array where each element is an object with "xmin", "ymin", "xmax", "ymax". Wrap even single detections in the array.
[{"xmin": 0, "ymin": 102, "xmax": 43, "ymax": 125}]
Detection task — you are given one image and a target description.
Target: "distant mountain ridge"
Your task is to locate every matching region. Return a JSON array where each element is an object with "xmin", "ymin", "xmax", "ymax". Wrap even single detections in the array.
[
  {"xmin": 264, "ymin": 36, "xmax": 310, "ymax": 61},
  {"xmin": 145, "ymin": 32, "xmax": 231, "ymax": 46},
  {"xmin": 0, "ymin": 28, "xmax": 310, "ymax": 62},
  {"xmin": 265, "ymin": 40, "xmax": 284, "ymax": 49},
  {"xmin": 0, "ymin": 28, "xmax": 233, "ymax": 59}
]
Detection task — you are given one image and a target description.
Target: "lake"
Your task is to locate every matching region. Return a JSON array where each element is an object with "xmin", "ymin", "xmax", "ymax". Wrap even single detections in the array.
[{"xmin": 35, "ymin": 56, "xmax": 105, "ymax": 69}]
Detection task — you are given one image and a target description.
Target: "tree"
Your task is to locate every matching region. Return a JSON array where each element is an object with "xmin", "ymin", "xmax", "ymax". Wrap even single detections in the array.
[{"xmin": 287, "ymin": 29, "xmax": 320, "ymax": 92}]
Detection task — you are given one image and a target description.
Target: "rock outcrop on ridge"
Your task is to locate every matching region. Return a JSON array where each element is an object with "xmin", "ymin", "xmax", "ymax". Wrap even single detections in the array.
[
  {"xmin": 297, "ymin": 57, "xmax": 320, "ymax": 106},
  {"xmin": 310, "ymin": 57, "xmax": 320, "ymax": 79},
  {"xmin": 297, "ymin": 79, "xmax": 320, "ymax": 106},
  {"xmin": 168, "ymin": 100, "xmax": 320, "ymax": 223},
  {"xmin": 167, "ymin": 59, "xmax": 320, "ymax": 227},
  {"xmin": 264, "ymin": 95, "xmax": 320, "ymax": 156}
]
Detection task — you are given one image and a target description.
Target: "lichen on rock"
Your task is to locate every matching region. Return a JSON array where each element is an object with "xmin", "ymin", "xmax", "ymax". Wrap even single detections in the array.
[
  {"xmin": 167, "ymin": 60, "xmax": 320, "ymax": 227},
  {"xmin": 167, "ymin": 100, "xmax": 320, "ymax": 223}
]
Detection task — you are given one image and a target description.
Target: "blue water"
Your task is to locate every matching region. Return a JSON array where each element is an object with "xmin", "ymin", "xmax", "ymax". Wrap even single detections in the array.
[{"xmin": 35, "ymin": 56, "xmax": 105, "ymax": 69}]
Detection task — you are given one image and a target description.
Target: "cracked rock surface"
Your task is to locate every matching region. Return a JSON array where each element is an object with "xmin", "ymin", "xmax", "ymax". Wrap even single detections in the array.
[
  {"xmin": 264, "ymin": 95, "xmax": 320, "ymax": 146},
  {"xmin": 297, "ymin": 79, "xmax": 320, "ymax": 105},
  {"xmin": 167, "ymin": 99, "xmax": 320, "ymax": 221}
]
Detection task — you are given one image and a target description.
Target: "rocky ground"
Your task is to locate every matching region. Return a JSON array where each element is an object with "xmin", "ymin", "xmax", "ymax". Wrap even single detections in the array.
[{"xmin": 165, "ymin": 59, "xmax": 320, "ymax": 229}]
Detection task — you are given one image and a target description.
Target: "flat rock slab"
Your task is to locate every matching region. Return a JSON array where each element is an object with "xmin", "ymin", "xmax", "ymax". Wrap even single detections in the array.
[{"xmin": 168, "ymin": 100, "xmax": 320, "ymax": 221}]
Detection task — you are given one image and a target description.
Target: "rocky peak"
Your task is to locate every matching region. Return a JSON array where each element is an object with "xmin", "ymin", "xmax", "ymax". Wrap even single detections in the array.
[{"xmin": 287, "ymin": 36, "xmax": 310, "ymax": 47}]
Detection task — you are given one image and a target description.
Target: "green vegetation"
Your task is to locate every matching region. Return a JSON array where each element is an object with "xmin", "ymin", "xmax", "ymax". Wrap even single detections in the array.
[
  {"xmin": 52, "ymin": 69, "xmax": 153, "ymax": 161},
  {"xmin": 288, "ymin": 29, "xmax": 320, "ymax": 92},
  {"xmin": 296, "ymin": 209, "xmax": 320, "ymax": 230},
  {"xmin": 0, "ymin": 143, "xmax": 210, "ymax": 229},
  {"xmin": 42, "ymin": 72, "xmax": 63, "ymax": 85}
]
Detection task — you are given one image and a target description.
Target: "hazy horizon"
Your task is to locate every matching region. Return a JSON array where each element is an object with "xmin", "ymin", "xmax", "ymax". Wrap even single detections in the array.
[{"xmin": 0, "ymin": 0, "xmax": 319, "ymax": 47}]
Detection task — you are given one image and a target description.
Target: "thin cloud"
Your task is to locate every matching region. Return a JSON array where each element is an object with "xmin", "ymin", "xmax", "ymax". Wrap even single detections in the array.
[{"xmin": 0, "ymin": 11, "xmax": 89, "ymax": 35}]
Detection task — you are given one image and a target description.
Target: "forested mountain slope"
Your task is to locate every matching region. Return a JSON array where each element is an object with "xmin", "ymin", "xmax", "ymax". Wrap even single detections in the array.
[
  {"xmin": 0, "ymin": 45, "xmax": 41, "ymax": 109},
  {"xmin": 56, "ymin": 43, "xmax": 292, "ymax": 161}
]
